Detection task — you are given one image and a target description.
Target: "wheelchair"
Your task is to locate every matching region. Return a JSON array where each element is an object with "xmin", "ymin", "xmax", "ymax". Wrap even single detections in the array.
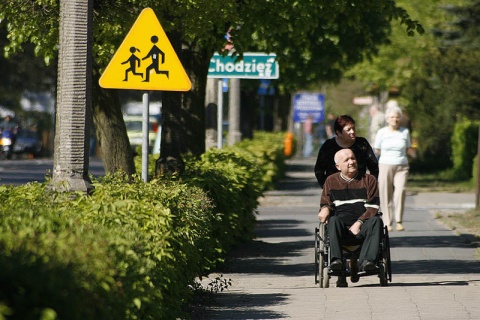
[{"xmin": 314, "ymin": 219, "xmax": 392, "ymax": 288}]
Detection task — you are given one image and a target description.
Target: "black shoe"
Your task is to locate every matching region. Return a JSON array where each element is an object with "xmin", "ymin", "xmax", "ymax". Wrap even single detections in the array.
[
  {"xmin": 336, "ymin": 276, "xmax": 348, "ymax": 287},
  {"xmin": 330, "ymin": 259, "xmax": 343, "ymax": 271},
  {"xmin": 350, "ymin": 259, "xmax": 359, "ymax": 283},
  {"xmin": 361, "ymin": 260, "xmax": 376, "ymax": 272}
]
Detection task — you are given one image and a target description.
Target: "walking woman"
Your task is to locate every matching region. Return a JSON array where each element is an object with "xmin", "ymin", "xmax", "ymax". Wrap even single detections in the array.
[{"xmin": 374, "ymin": 105, "xmax": 412, "ymax": 232}]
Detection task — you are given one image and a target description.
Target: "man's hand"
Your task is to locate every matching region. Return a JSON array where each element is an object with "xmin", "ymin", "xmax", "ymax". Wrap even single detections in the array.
[
  {"xmin": 349, "ymin": 221, "xmax": 362, "ymax": 235},
  {"xmin": 318, "ymin": 207, "xmax": 330, "ymax": 223}
]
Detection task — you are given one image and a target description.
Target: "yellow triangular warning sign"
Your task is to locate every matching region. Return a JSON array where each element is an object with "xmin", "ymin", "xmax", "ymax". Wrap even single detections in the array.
[{"xmin": 99, "ymin": 8, "xmax": 191, "ymax": 91}]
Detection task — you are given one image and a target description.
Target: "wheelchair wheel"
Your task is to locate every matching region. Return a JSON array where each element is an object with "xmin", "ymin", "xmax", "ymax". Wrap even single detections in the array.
[
  {"xmin": 379, "ymin": 259, "xmax": 388, "ymax": 286},
  {"xmin": 383, "ymin": 226, "xmax": 392, "ymax": 282},
  {"xmin": 318, "ymin": 223, "xmax": 326, "ymax": 252},
  {"xmin": 322, "ymin": 266, "xmax": 330, "ymax": 288},
  {"xmin": 314, "ymin": 228, "xmax": 320, "ymax": 284},
  {"xmin": 318, "ymin": 252, "xmax": 326, "ymax": 287}
]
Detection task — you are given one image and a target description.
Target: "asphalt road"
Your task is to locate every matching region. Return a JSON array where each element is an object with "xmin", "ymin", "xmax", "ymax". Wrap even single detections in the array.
[{"xmin": 0, "ymin": 157, "xmax": 105, "ymax": 186}]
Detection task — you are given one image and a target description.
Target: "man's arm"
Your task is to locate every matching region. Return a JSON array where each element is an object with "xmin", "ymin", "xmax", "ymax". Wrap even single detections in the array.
[
  {"xmin": 357, "ymin": 174, "xmax": 380, "ymax": 222},
  {"xmin": 318, "ymin": 176, "xmax": 334, "ymax": 222},
  {"xmin": 318, "ymin": 206, "xmax": 330, "ymax": 223}
]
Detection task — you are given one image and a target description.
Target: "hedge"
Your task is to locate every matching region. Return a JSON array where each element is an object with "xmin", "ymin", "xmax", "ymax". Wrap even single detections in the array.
[{"xmin": 0, "ymin": 131, "xmax": 286, "ymax": 319}]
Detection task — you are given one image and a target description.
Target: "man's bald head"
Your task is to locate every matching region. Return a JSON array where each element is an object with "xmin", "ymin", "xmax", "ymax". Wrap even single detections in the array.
[
  {"xmin": 334, "ymin": 149, "xmax": 358, "ymax": 177},
  {"xmin": 334, "ymin": 149, "xmax": 354, "ymax": 164}
]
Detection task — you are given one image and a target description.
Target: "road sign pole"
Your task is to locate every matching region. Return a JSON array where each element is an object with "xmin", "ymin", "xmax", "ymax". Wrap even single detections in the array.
[
  {"xmin": 217, "ymin": 80, "xmax": 223, "ymax": 149},
  {"xmin": 228, "ymin": 78, "xmax": 242, "ymax": 146},
  {"xmin": 260, "ymin": 95, "xmax": 265, "ymax": 130},
  {"xmin": 476, "ymin": 126, "xmax": 480, "ymax": 208},
  {"xmin": 142, "ymin": 92, "xmax": 150, "ymax": 182}
]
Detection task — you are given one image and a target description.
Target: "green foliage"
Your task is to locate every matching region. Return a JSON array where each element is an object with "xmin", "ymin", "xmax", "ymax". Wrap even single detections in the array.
[
  {"xmin": 234, "ymin": 131, "xmax": 287, "ymax": 189},
  {"xmin": 0, "ymin": 183, "xmax": 125, "ymax": 320},
  {"xmin": 451, "ymin": 118, "xmax": 479, "ymax": 179},
  {"xmin": 346, "ymin": 0, "xmax": 480, "ymax": 174},
  {"xmin": 471, "ymin": 155, "xmax": 478, "ymax": 186},
  {"xmin": 0, "ymin": 0, "xmax": 421, "ymax": 92},
  {"xmin": 0, "ymin": 132, "xmax": 285, "ymax": 319}
]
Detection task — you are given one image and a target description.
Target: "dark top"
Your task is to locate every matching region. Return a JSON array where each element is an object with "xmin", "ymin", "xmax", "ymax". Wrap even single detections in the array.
[
  {"xmin": 314, "ymin": 137, "xmax": 379, "ymax": 188},
  {"xmin": 320, "ymin": 172, "xmax": 380, "ymax": 226}
]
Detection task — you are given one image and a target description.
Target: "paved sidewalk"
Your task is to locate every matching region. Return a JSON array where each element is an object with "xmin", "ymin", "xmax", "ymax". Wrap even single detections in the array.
[{"xmin": 196, "ymin": 157, "xmax": 480, "ymax": 320}]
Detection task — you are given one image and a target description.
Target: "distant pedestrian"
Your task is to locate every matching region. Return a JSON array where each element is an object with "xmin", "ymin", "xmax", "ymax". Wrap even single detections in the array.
[
  {"xmin": 374, "ymin": 105, "xmax": 412, "ymax": 232},
  {"xmin": 325, "ymin": 113, "xmax": 336, "ymax": 138},
  {"xmin": 0, "ymin": 115, "xmax": 18, "ymax": 134},
  {"xmin": 369, "ymin": 104, "xmax": 385, "ymax": 145},
  {"xmin": 303, "ymin": 114, "xmax": 314, "ymax": 157}
]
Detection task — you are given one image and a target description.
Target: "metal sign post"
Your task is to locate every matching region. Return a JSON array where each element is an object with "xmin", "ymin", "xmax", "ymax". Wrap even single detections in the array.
[
  {"xmin": 217, "ymin": 80, "xmax": 223, "ymax": 149},
  {"xmin": 476, "ymin": 127, "xmax": 480, "ymax": 208},
  {"xmin": 142, "ymin": 92, "xmax": 150, "ymax": 182}
]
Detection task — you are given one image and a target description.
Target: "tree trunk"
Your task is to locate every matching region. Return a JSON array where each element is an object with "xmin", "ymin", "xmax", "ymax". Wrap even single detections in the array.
[
  {"xmin": 92, "ymin": 69, "xmax": 136, "ymax": 175},
  {"xmin": 155, "ymin": 32, "xmax": 211, "ymax": 176},
  {"xmin": 180, "ymin": 42, "xmax": 211, "ymax": 155},
  {"xmin": 51, "ymin": 0, "xmax": 93, "ymax": 193}
]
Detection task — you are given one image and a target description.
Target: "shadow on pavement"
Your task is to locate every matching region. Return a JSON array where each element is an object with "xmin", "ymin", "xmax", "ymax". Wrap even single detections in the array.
[
  {"xmin": 358, "ymin": 279, "xmax": 474, "ymax": 288},
  {"xmin": 272, "ymin": 178, "xmax": 319, "ymax": 193},
  {"xmin": 220, "ymin": 240, "xmax": 312, "ymax": 276},
  {"xmin": 390, "ymin": 235, "xmax": 477, "ymax": 248},
  {"xmin": 254, "ymin": 219, "xmax": 313, "ymax": 238},
  {"xmin": 392, "ymin": 259, "xmax": 480, "ymax": 274},
  {"xmin": 190, "ymin": 293, "xmax": 288, "ymax": 320},
  {"xmin": 285, "ymin": 162, "xmax": 314, "ymax": 173}
]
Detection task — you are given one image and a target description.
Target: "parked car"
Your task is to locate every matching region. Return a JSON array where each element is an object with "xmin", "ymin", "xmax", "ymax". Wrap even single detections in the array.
[
  {"xmin": 12, "ymin": 129, "xmax": 43, "ymax": 157},
  {"xmin": 124, "ymin": 115, "xmax": 160, "ymax": 153}
]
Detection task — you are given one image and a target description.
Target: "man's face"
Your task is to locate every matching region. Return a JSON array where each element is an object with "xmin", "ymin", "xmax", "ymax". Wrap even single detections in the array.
[{"xmin": 335, "ymin": 150, "xmax": 358, "ymax": 175}]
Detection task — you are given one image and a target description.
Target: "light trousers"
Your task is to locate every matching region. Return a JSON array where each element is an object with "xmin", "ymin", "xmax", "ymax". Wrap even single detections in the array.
[
  {"xmin": 378, "ymin": 163, "xmax": 409, "ymax": 227},
  {"xmin": 303, "ymin": 133, "xmax": 313, "ymax": 157}
]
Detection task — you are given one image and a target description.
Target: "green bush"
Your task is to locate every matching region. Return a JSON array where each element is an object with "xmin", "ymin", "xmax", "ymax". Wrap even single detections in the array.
[
  {"xmin": 0, "ymin": 183, "xmax": 124, "ymax": 320},
  {"xmin": 451, "ymin": 118, "xmax": 479, "ymax": 179},
  {"xmin": 0, "ymin": 132, "xmax": 286, "ymax": 319}
]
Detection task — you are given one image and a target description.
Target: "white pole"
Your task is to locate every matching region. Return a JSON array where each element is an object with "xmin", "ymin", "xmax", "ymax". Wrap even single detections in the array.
[
  {"xmin": 217, "ymin": 80, "xmax": 223, "ymax": 149},
  {"xmin": 228, "ymin": 78, "xmax": 241, "ymax": 145},
  {"xmin": 142, "ymin": 92, "xmax": 150, "ymax": 182}
]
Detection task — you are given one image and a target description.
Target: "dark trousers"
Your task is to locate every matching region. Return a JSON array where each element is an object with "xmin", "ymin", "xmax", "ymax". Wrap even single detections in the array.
[{"xmin": 328, "ymin": 215, "xmax": 383, "ymax": 263}]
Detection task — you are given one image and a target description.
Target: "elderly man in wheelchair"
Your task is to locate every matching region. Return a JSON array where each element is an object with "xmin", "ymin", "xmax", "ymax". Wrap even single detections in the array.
[{"xmin": 316, "ymin": 149, "xmax": 389, "ymax": 287}]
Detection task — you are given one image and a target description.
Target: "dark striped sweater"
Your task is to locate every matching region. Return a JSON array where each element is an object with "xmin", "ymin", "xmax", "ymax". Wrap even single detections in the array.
[{"xmin": 320, "ymin": 172, "xmax": 380, "ymax": 226}]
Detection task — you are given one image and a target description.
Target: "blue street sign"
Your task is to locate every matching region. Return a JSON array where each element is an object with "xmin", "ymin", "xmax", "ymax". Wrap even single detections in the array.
[
  {"xmin": 258, "ymin": 79, "xmax": 275, "ymax": 95},
  {"xmin": 222, "ymin": 78, "xmax": 229, "ymax": 92},
  {"xmin": 293, "ymin": 92, "xmax": 325, "ymax": 123}
]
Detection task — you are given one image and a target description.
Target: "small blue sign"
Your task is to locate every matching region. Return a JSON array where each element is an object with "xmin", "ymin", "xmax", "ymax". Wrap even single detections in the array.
[
  {"xmin": 222, "ymin": 78, "xmax": 229, "ymax": 92},
  {"xmin": 258, "ymin": 79, "xmax": 275, "ymax": 95},
  {"xmin": 293, "ymin": 92, "xmax": 325, "ymax": 123}
]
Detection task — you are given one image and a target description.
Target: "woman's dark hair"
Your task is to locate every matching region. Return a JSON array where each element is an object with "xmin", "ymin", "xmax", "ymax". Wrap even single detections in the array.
[{"xmin": 334, "ymin": 115, "xmax": 355, "ymax": 134}]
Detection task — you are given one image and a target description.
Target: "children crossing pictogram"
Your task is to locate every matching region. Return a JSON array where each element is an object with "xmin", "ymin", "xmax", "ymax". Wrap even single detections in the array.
[
  {"xmin": 99, "ymin": 8, "xmax": 191, "ymax": 91},
  {"xmin": 142, "ymin": 36, "xmax": 169, "ymax": 81},
  {"xmin": 121, "ymin": 47, "xmax": 142, "ymax": 81}
]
